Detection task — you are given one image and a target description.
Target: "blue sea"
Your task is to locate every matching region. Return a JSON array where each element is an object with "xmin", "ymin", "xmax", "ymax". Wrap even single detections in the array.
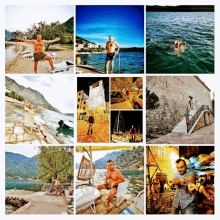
[
  {"xmin": 146, "ymin": 12, "xmax": 214, "ymax": 73},
  {"xmin": 80, "ymin": 52, "xmax": 144, "ymax": 73},
  {"xmin": 5, "ymin": 179, "xmax": 42, "ymax": 190}
]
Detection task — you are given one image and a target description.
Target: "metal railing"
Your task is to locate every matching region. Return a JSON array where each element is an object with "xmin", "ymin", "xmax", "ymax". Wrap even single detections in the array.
[{"xmin": 187, "ymin": 105, "xmax": 213, "ymax": 133}]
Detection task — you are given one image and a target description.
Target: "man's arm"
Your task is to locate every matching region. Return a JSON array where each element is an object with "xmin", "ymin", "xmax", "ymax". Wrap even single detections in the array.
[
  {"xmin": 43, "ymin": 37, "xmax": 61, "ymax": 44},
  {"xmin": 172, "ymin": 177, "xmax": 187, "ymax": 185},
  {"xmin": 16, "ymin": 37, "xmax": 34, "ymax": 44},
  {"xmin": 188, "ymin": 175, "xmax": 198, "ymax": 193},
  {"xmin": 115, "ymin": 42, "xmax": 120, "ymax": 53},
  {"xmin": 33, "ymin": 108, "xmax": 42, "ymax": 112},
  {"xmin": 23, "ymin": 99, "xmax": 28, "ymax": 112}
]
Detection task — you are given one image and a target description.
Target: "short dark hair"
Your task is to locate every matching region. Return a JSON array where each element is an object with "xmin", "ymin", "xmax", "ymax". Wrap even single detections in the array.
[
  {"xmin": 175, "ymin": 159, "xmax": 186, "ymax": 167},
  {"xmin": 107, "ymin": 160, "xmax": 114, "ymax": 164},
  {"xmin": 109, "ymin": 35, "xmax": 113, "ymax": 38}
]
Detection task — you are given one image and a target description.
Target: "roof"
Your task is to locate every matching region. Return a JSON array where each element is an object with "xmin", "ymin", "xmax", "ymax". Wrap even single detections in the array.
[{"xmin": 76, "ymin": 146, "xmax": 139, "ymax": 153}]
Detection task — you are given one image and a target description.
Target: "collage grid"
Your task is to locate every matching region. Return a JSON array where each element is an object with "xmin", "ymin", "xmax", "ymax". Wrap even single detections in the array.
[{"xmin": 4, "ymin": 4, "xmax": 215, "ymax": 216}]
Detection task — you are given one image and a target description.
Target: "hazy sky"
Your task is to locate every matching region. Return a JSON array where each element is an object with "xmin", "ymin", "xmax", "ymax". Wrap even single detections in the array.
[
  {"xmin": 7, "ymin": 75, "xmax": 74, "ymax": 113},
  {"xmin": 198, "ymin": 75, "xmax": 215, "ymax": 98},
  {"xmin": 76, "ymin": 5, "xmax": 144, "ymax": 48},
  {"xmin": 5, "ymin": 146, "xmax": 39, "ymax": 157},
  {"xmin": 5, "ymin": 5, "xmax": 74, "ymax": 32}
]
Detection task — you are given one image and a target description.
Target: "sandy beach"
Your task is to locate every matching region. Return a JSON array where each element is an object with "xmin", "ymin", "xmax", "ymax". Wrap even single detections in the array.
[{"xmin": 6, "ymin": 42, "xmax": 74, "ymax": 74}]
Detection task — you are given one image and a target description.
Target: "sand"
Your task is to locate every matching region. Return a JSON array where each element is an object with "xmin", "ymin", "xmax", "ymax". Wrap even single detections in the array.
[{"xmin": 6, "ymin": 42, "xmax": 74, "ymax": 74}]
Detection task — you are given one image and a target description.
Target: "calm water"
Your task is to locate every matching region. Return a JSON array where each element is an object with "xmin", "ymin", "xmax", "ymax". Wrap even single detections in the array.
[
  {"xmin": 146, "ymin": 12, "xmax": 214, "ymax": 73},
  {"xmin": 5, "ymin": 104, "xmax": 74, "ymax": 144},
  {"xmin": 5, "ymin": 179, "xmax": 42, "ymax": 190},
  {"xmin": 80, "ymin": 52, "xmax": 144, "ymax": 73},
  {"xmin": 5, "ymin": 44, "xmax": 23, "ymax": 66}
]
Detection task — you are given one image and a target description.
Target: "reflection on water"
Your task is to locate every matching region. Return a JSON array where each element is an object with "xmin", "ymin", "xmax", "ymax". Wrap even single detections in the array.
[{"xmin": 5, "ymin": 44, "xmax": 23, "ymax": 65}]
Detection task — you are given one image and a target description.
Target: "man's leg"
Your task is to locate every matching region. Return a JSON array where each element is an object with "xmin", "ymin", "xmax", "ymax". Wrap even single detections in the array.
[
  {"xmin": 182, "ymin": 203, "xmax": 196, "ymax": 214},
  {"xmin": 110, "ymin": 60, "xmax": 114, "ymax": 74},
  {"xmin": 87, "ymin": 123, "xmax": 91, "ymax": 135},
  {"xmin": 91, "ymin": 123, "xmax": 93, "ymax": 134},
  {"xmin": 34, "ymin": 61, "xmax": 38, "ymax": 73},
  {"xmin": 107, "ymin": 188, "xmax": 117, "ymax": 211},
  {"xmin": 95, "ymin": 184, "xmax": 107, "ymax": 204},
  {"xmin": 105, "ymin": 60, "xmax": 109, "ymax": 73},
  {"xmin": 44, "ymin": 55, "xmax": 55, "ymax": 70}
]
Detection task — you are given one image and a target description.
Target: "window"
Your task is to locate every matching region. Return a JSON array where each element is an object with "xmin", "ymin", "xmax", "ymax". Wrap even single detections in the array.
[
  {"xmin": 83, "ymin": 107, "xmax": 85, "ymax": 111},
  {"xmin": 84, "ymin": 101, "xmax": 86, "ymax": 104},
  {"xmin": 158, "ymin": 146, "xmax": 165, "ymax": 157},
  {"xmin": 78, "ymin": 98, "xmax": 80, "ymax": 102}
]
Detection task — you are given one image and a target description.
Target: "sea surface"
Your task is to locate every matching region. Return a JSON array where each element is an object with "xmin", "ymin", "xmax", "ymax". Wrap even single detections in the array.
[
  {"xmin": 146, "ymin": 12, "xmax": 214, "ymax": 73},
  {"xmin": 5, "ymin": 44, "xmax": 23, "ymax": 66},
  {"xmin": 80, "ymin": 52, "xmax": 144, "ymax": 73},
  {"xmin": 5, "ymin": 179, "xmax": 42, "ymax": 190},
  {"xmin": 5, "ymin": 104, "xmax": 74, "ymax": 144}
]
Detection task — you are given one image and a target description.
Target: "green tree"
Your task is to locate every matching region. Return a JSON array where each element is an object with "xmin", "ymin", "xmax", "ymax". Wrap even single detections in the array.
[
  {"xmin": 36, "ymin": 146, "xmax": 73, "ymax": 183},
  {"xmin": 134, "ymin": 77, "xmax": 143, "ymax": 92},
  {"xmin": 146, "ymin": 88, "xmax": 160, "ymax": 110}
]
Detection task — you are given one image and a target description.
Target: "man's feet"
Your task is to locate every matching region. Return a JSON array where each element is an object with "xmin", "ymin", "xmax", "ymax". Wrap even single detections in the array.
[
  {"xmin": 44, "ymin": 135, "xmax": 51, "ymax": 144},
  {"xmin": 106, "ymin": 202, "xmax": 110, "ymax": 212}
]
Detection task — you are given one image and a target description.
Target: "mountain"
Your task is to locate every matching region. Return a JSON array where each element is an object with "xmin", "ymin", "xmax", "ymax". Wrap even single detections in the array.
[
  {"xmin": 5, "ymin": 30, "xmax": 15, "ymax": 40},
  {"xmin": 54, "ymin": 107, "xmax": 62, "ymax": 113},
  {"xmin": 62, "ymin": 17, "xmax": 74, "ymax": 34},
  {"xmin": 93, "ymin": 151, "xmax": 125, "ymax": 169},
  {"xmin": 114, "ymin": 146, "xmax": 144, "ymax": 170},
  {"xmin": 5, "ymin": 152, "xmax": 38, "ymax": 178},
  {"xmin": 76, "ymin": 36, "xmax": 95, "ymax": 45},
  {"xmin": 5, "ymin": 76, "xmax": 56, "ymax": 111}
]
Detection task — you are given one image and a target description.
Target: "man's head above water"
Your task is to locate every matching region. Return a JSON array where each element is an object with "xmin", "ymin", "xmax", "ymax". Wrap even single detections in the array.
[
  {"xmin": 107, "ymin": 160, "xmax": 114, "ymax": 171},
  {"xmin": 175, "ymin": 159, "xmax": 187, "ymax": 175}
]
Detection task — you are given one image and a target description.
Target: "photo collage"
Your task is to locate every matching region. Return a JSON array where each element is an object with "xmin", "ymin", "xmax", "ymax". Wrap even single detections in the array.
[{"xmin": 4, "ymin": 5, "xmax": 215, "ymax": 215}]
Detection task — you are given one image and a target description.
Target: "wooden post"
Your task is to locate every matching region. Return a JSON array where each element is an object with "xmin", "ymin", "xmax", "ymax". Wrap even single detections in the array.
[
  {"xmin": 146, "ymin": 146, "xmax": 152, "ymax": 197},
  {"xmin": 89, "ymin": 146, "xmax": 94, "ymax": 186}
]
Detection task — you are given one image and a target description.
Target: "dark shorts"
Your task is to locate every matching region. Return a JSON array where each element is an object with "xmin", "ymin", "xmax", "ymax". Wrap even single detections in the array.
[
  {"xmin": 34, "ymin": 52, "xmax": 46, "ymax": 62},
  {"xmin": 104, "ymin": 184, "xmax": 118, "ymax": 190},
  {"xmin": 106, "ymin": 53, "xmax": 116, "ymax": 61}
]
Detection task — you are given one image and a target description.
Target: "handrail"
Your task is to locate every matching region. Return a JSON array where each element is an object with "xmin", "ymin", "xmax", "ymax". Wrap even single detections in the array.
[{"xmin": 187, "ymin": 105, "xmax": 213, "ymax": 133}]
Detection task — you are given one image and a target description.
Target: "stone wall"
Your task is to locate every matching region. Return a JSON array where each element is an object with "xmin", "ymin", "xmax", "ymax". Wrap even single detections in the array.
[
  {"xmin": 146, "ymin": 76, "xmax": 213, "ymax": 136},
  {"xmin": 193, "ymin": 111, "xmax": 214, "ymax": 132}
]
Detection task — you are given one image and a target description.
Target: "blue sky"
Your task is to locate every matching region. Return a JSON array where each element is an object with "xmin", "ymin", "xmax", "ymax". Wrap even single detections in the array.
[{"xmin": 76, "ymin": 5, "xmax": 144, "ymax": 48}]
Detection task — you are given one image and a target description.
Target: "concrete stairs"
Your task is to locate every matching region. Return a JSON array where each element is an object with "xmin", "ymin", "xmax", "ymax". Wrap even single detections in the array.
[{"xmin": 172, "ymin": 110, "xmax": 196, "ymax": 134}]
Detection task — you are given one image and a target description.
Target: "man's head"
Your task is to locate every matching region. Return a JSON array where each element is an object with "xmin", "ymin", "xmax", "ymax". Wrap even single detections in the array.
[
  {"xmin": 175, "ymin": 159, "xmax": 187, "ymax": 175},
  {"xmin": 109, "ymin": 35, "xmax": 113, "ymax": 42},
  {"xmin": 37, "ymin": 34, "xmax": 42, "ymax": 41},
  {"xmin": 29, "ymin": 104, "xmax": 33, "ymax": 109},
  {"xmin": 107, "ymin": 160, "xmax": 114, "ymax": 171}
]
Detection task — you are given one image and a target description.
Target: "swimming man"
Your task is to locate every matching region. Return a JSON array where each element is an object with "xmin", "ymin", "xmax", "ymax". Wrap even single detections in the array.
[
  {"xmin": 105, "ymin": 35, "xmax": 120, "ymax": 74},
  {"xmin": 174, "ymin": 40, "xmax": 186, "ymax": 57},
  {"xmin": 16, "ymin": 34, "xmax": 60, "ymax": 73},
  {"xmin": 95, "ymin": 160, "xmax": 125, "ymax": 212}
]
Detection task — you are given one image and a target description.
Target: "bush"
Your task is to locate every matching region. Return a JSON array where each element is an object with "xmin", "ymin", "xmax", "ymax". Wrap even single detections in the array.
[{"xmin": 5, "ymin": 90, "xmax": 24, "ymax": 102}]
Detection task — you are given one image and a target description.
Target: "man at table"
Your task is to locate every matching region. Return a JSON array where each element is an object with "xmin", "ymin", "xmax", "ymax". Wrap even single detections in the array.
[{"xmin": 171, "ymin": 159, "xmax": 198, "ymax": 214}]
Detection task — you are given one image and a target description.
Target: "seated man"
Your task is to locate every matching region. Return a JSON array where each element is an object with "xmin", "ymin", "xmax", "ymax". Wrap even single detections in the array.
[
  {"xmin": 23, "ymin": 99, "xmax": 51, "ymax": 143},
  {"xmin": 95, "ymin": 160, "xmax": 125, "ymax": 212}
]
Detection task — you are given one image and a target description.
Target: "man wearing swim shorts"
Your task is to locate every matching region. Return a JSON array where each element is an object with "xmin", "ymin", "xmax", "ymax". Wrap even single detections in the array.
[
  {"xmin": 95, "ymin": 160, "xmax": 125, "ymax": 212},
  {"xmin": 105, "ymin": 35, "xmax": 120, "ymax": 74},
  {"xmin": 185, "ymin": 110, "xmax": 192, "ymax": 131},
  {"xmin": 16, "ymin": 34, "xmax": 60, "ymax": 73}
]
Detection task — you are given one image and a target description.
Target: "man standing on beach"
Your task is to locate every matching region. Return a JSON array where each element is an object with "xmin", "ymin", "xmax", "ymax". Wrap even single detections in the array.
[
  {"xmin": 23, "ymin": 99, "xmax": 51, "ymax": 143},
  {"xmin": 105, "ymin": 35, "xmax": 120, "ymax": 74},
  {"xmin": 16, "ymin": 34, "xmax": 60, "ymax": 73},
  {"xmin": 95, "ymin": 160, "xmax": 125, "ymax": 212},
  {"xmin": 171, "ymin": 159, "xmax": 198, "ymax": 214}
]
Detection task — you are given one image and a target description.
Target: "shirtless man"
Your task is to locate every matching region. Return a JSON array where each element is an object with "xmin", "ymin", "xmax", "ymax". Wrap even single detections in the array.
[
  {"xmin": 95, "ymin": 160, "xmax": 125, "ymax": 212},
  {"xmin": 174, "ymin": 40, "xmax": 186, "ymax": 57},
  {"xmin": 105, "ymin": 35, "xmax": 120, "ymax": 74},
  {"xmin": 16, "ymin": 34, "xmax": 60, "ymax": 73},
  {"xmin": 23, "ymin": 99, "xmax": 51, "ymax": 143}
]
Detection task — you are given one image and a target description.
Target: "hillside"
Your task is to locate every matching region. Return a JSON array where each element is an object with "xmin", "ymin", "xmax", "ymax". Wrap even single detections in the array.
[
  {"xmin": 93, "ymin": 151, "xmax": 125, "ymax": 169},
  {"xmin": 5, "ymin": 30, "xmax": 15, "ymax": 41},
  {"xmin": 5, "ymin": 76, "xmax": 56, "ymax": 112},
  {"xmin": 114, "ymin": 146, "xmax": 144, "ymax": 170},
  {"xmin": 5, "ymin": 152, "xmax": 38, "ymax": 178},
  {"xmin": 76, "ymin": 36, "xmax": 95, "ymax": 44},
  {"xmin": 63, "ymin": 17, "xmax": 74, "ymax": 34}
]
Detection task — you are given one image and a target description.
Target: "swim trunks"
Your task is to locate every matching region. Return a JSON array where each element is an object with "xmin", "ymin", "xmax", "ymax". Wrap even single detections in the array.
[
  {"xmin": 186, "ymin": 119, "xmax": 190, "ymax": 123},
  {"xmin": 106, "ymin": 52, "xmax": 116, "ymax": 61},
  {"xmin": 104, "ymin": 184, "xmax": 118, "ymax": 190},
  {"xmin": 34, "ymin": 52, "xmax": 46, "ymax": 62}
]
